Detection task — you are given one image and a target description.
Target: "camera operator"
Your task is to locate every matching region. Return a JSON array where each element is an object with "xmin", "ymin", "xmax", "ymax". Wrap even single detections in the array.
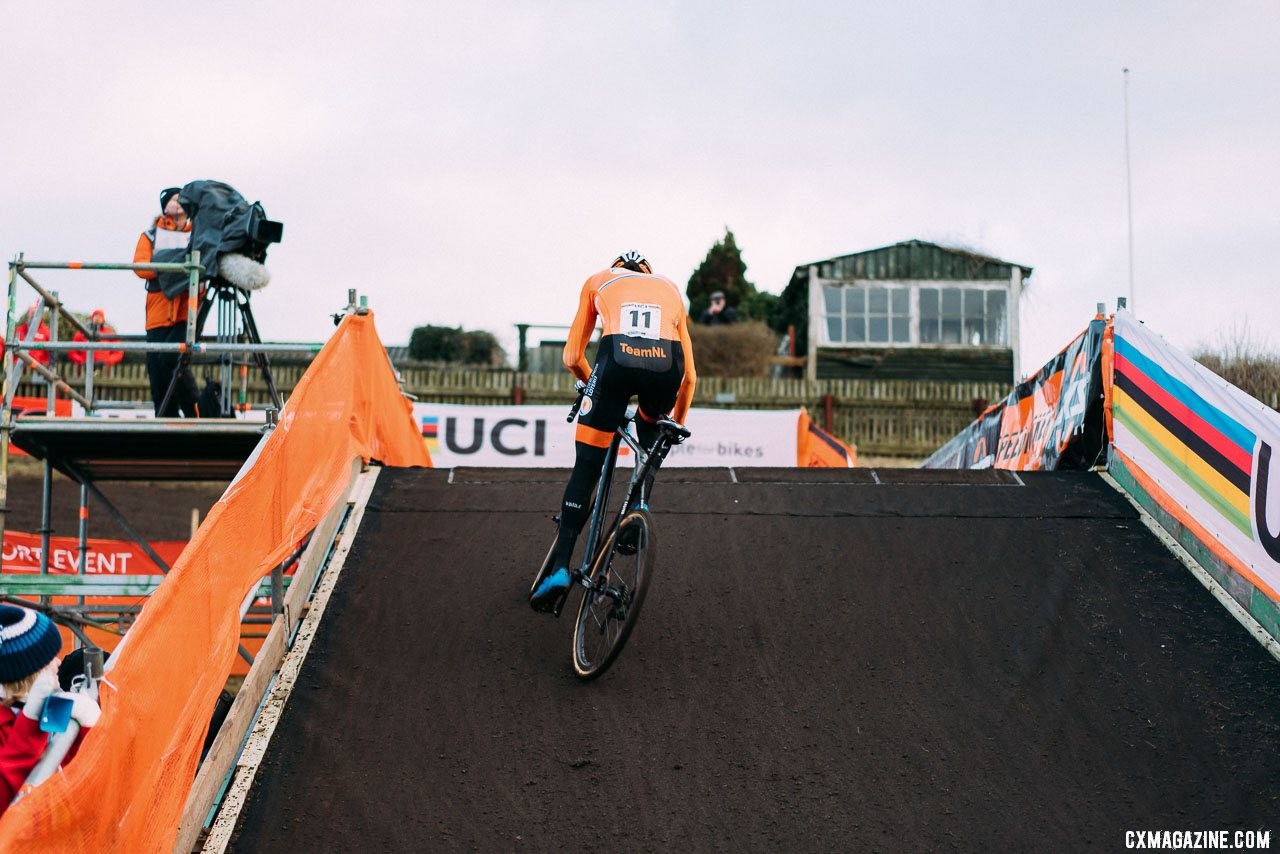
[{"xmin": 132, "ymin": 188, "xmax": 201, "ymax": 417}]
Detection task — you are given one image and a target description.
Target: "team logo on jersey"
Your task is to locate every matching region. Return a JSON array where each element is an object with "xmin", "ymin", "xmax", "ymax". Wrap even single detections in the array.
[{"xmin": 579, "ymin": 397, "xmax": 594, "ymax": 417}]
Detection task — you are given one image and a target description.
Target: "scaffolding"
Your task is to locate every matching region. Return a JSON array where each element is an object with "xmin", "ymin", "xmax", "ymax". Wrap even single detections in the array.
[{"xmin": 0, "ymin": 252, "xmax": 326, "ymax": 650}]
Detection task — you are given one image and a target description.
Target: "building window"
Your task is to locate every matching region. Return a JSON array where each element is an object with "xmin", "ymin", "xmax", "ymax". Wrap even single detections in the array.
[
  {"xmin": 918, "ymin": 287, "xmax": 1007, "ymax": 346},
  {"xmin": 822, "ymin": 285, "xmax": 911, "ymax": 346}
]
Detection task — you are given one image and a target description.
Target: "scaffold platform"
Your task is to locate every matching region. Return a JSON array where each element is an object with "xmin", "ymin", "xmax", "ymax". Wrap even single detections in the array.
[{"xmin": 8, "ymin": 417, "xmax": 266, "ymax": 481}]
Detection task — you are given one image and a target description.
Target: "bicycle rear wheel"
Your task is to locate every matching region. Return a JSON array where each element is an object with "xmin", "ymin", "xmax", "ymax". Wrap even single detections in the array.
[{"xmin": 572, "ymin": 508, "xmax": 655, "ymax": 680}]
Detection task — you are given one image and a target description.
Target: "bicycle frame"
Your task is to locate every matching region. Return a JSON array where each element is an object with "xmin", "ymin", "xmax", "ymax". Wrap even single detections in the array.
[{"xmin": 575, "ymin": 415, "xmax": 656, "ymax": 581}]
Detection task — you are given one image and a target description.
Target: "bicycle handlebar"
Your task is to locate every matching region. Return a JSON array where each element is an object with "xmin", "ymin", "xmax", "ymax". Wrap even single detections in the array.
[{"xmin": 566, "ymin": 380, "xmax": 588, "ymax": 422}]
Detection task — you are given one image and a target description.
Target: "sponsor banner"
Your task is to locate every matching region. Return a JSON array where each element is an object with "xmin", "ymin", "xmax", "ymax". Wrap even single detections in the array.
[
  {"xmin": 923, "ymin": 318, "xmax": 1107, "ymax": 470},
  {"xmin": 415, "ymin": 403, "xmax": 817, "ymax": 467},
  {"xmin": 664, "ymin": 408, "xmax": 812, "ymax": 467},
  {"xmin": 2, "ymin": 529, "xmax": 292, "ymax": 675},
  {"xmin": 2, "ymin": 529, "xmax": 184, "ymax": 575},
  {"xmin": 1109, "ymin": 311, "xmax": 1280, "ymax": 602}
]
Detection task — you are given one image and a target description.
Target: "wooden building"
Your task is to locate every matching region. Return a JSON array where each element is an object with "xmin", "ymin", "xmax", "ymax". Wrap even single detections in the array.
[{"xmin": 786, "ymin": 239, "xmax": 1032, "ymax": 383}]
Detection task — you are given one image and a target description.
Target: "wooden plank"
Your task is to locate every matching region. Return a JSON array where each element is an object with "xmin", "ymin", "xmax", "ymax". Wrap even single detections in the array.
[
  {"xmin": 282, "ymin": 456, "xmax": 363, "ymax": 635},
  {"xmin": 173, "ymin": 462, "xmax": 373, "ymax": 854},
  {"xmin": 199, "ymin": 466, "xmax": 381, "ymax": 854},
  {"xmin": 174, "ymin": 615, "xmax": 287, "ymax": 853}
]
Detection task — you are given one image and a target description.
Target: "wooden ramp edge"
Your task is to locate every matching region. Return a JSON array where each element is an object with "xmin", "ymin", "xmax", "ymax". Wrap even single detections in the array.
[{"xmin": 171, "ymin": 461, "xmax": 381, "ymax": 854}]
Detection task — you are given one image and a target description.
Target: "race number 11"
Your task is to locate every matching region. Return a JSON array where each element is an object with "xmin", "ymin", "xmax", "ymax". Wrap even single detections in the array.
[{"xmin": 620, "ymin": 302, "xmax": 661, "ymax": 340}]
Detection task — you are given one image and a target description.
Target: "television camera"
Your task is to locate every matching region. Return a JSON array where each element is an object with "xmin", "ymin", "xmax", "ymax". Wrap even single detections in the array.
[{"xmin": 156, "ymin": 180, "xmax": 285, "ymax": 416}]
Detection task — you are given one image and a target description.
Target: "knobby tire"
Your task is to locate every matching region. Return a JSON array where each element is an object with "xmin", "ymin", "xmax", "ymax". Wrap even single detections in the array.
[{"xmin": 572, "ymin": 508, "xmax": 655, "ymax": 680}]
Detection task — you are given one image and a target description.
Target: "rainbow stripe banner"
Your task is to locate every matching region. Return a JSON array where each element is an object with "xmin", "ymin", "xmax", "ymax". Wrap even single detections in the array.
[{"xmin": 1111, "ymin": 312, "xmax": 1280, "ymax": 601}]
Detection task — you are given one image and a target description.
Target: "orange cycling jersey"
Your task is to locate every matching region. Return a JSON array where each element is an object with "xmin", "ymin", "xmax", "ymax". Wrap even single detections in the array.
[{"xmin": 563, "ymin": 267, "xmax": 697, "ymax": 423}]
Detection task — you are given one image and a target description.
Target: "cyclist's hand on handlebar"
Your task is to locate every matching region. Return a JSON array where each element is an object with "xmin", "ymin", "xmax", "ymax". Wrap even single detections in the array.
[{"xmin": 567, "ymin": 380, "xmax": 589, "ymax": 422}]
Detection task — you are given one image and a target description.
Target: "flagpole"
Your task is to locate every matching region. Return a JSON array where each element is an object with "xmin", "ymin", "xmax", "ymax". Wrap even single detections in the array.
[{"xmin": 1123, "ymin": 67, "xmax": 1135, "ymax": 315}]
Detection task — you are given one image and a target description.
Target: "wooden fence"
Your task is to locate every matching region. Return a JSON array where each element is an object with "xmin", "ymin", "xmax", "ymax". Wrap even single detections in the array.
[
  {"xmin": 24, "ymin": 361, "xmax": 1280, "ymax": 457},
  {"xmin": 17, "ymin": 363, "xmax": 1012, "ymax": 457}
]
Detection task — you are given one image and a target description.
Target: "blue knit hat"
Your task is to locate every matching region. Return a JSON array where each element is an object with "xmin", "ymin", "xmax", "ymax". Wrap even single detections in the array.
[{"xmin": 0, "ymin": 605, "xmax": 62, "ymax": 684}]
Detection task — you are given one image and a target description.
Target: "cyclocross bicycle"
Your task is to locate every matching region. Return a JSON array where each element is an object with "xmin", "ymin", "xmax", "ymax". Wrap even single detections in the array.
[{"xmin": 532, "ymin": 387, "xmax": 691, "ymax": 680}]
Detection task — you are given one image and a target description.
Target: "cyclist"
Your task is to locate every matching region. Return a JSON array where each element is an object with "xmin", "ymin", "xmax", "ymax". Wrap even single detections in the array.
[{"xmin": 530, "ymin": 251, "xmax": 697, "ymax": 612}]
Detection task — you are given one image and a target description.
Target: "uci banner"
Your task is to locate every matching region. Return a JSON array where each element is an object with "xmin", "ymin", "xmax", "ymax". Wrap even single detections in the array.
[
  {"xmin": 1109, "ymin": 311, "xmax": 1280, "ymax": 603},
  {"xmin": 413, "ymin": 403, "xmax": 849, "ymax": 467},
  {"xmin": 923, "ymin": 318, "xmax": 1107, "ymax": 470}
]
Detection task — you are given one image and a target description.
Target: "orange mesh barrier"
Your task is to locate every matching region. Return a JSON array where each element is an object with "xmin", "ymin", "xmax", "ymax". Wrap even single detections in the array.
[{"xmin": 0, "ymin": 312, "xmax": 430, "ymax": 851}]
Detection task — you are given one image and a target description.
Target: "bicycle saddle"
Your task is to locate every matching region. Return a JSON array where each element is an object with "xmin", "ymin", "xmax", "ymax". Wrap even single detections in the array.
[{"xmin": 656, "ymin": 415, "xmax": 691, "ymax": 441}]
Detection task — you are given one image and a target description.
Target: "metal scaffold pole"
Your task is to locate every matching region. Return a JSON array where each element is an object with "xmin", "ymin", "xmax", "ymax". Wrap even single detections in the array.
[
  {"xmin": 0, "ymin": 255, "xmax": 19, "ymax": 556},
  {"xmin": 1, "ymin": 250, "xmax": 330, "ymax": 642}
]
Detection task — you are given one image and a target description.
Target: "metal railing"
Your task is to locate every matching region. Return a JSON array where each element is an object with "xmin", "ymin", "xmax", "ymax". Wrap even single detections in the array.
[{"xmin": 0, "ymin": 252, "xmax": 328, "ymax": 596}]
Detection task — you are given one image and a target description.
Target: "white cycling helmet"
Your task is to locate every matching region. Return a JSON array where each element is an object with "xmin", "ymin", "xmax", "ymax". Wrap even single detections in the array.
[{"xmin": 612, "ymin": 251, "xmax": 651, "ymax": 273}]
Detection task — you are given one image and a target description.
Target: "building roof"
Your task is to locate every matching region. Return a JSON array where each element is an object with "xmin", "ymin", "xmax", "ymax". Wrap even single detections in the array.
[{"xmin": 799, "ymin": 239, "xmax": 1033, "ymax": 283}]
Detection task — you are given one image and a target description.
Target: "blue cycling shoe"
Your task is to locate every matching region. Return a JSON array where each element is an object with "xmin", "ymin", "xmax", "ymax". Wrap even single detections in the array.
[{"xmin": 529, "ymin": 567, "xmax": 571, "ymax": 613}]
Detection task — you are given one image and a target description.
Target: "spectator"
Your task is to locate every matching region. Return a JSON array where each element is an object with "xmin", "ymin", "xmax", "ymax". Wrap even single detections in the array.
[
  {"xmin": 698, "ymin": 291, "xmax": 738, "ymax": 325},
  {"xmin": 68, "ymin": 309, "xmax": 125, "ymax": 369},
  {"xmin": 133, "ymin": 187, "xmax": 201, "ymax": 417},
  {"xmin": 14, "ymin": 303, "xmax": 51, "ymax": 367},
  {"xmin": 0, "ymin": 605, "xmax": 100, "ymax": 813}
]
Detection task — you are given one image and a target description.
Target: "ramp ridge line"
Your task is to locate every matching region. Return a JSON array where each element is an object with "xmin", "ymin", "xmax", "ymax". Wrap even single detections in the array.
[
  {"xmin": 200, "ymin": 465, "xmax": 383, "ymax": 853},
  {"xmin": 1100, "ymin": 470, "xmax": 1280, "ymax": 663}
]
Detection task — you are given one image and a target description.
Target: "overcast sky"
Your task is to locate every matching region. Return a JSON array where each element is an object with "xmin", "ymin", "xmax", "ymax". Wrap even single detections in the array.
[{"xmin": 2, "ymin": 1, "xmax": 1277, "ymax": 372}]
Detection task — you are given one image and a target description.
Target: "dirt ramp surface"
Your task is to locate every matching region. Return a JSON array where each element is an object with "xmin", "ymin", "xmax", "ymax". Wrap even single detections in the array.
[{"xmin": 231, "ymin": 469, "xmax": 1280, "ymax": 851}]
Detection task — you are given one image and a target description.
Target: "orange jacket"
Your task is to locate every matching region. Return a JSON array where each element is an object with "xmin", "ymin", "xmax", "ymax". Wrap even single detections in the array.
[
  {"xmin": 563, "ymin": 267, "xmax": 697, "ymax": 422},
  {"xmin": 133, "ymin": 216, "xmax": 197, "ymax": 330}
]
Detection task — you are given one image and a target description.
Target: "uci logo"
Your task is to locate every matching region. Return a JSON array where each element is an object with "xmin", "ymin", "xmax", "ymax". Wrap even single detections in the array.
[
  {"xmin": 442, "ymin": 417, "xmax": 548, "ymax": 457},
  {"xmin": 1255, "ymin": 441, "xmax": 1280, "ymax": 564}
]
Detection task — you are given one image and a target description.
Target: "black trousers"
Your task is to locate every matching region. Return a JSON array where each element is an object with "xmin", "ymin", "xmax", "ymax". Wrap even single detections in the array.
[{"xmin": 146, "ymin": 323, "xmax": 200, "ymax": 417}]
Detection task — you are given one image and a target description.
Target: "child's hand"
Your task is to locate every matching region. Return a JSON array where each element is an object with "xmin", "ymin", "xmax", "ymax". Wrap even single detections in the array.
[
  {"xmin": 69, "ymin": 694, "xmax": 101, "ymax": 728},
  {"xmin": 21, "ymin": 671, "xmax": 58, "ymax": 720}
]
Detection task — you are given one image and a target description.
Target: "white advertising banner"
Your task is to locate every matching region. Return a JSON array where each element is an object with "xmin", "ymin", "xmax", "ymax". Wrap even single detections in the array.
[
  {"xmin": 1110, "ymin": 311, "xmax": 1280, "ymax": 601},
  {"xmin": 414, "ymin": 403, "xmax": 802, "ymax": 468}
]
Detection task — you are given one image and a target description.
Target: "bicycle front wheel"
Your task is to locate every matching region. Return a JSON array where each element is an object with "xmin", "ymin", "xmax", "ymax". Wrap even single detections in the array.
[{"xmin": 572, "ymin": 508, "xmax": 656, "ymax": 680}]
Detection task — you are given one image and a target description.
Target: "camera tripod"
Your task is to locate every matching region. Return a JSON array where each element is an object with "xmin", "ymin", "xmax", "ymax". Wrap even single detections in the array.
[{"xmin": 158, "ymin": 280, "xmax": 281, "ymax": 417}]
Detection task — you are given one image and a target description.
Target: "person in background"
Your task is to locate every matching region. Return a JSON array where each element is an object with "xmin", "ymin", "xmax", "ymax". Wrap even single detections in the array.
[
  {"xmin": 133, "ymin": 188, "xmax": 200, "ymax": 416},
  {"xmin": 0, "ymin": 605, "xmax": 100, "ymax": 813},
  {"xmin": 698, "ymin": 290, "xmax": 738, "ymax": 325},
  {"xmin": 13, "ymin": 304, "xmax": 51, "ymax": 367}
]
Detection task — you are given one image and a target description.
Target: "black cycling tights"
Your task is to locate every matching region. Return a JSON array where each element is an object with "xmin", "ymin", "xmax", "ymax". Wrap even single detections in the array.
[{"xmin": 552, "ymin": 419, "xmax": 660, "ymax": 568}]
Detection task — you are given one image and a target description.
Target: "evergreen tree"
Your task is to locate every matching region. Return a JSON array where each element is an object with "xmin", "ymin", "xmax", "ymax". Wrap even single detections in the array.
[
  {"xmin": 774, "ymin": 269, "xmax": 810, "ymax": 351},
  {"xmin": 686, "ymin": 228, "xmax": 755, "ymax": 320}
]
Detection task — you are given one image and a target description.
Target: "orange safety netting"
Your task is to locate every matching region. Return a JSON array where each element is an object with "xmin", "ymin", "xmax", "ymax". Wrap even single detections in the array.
[{"xmin": 0, "ymin": 312, "xmax": 430, "ymax": 852}]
